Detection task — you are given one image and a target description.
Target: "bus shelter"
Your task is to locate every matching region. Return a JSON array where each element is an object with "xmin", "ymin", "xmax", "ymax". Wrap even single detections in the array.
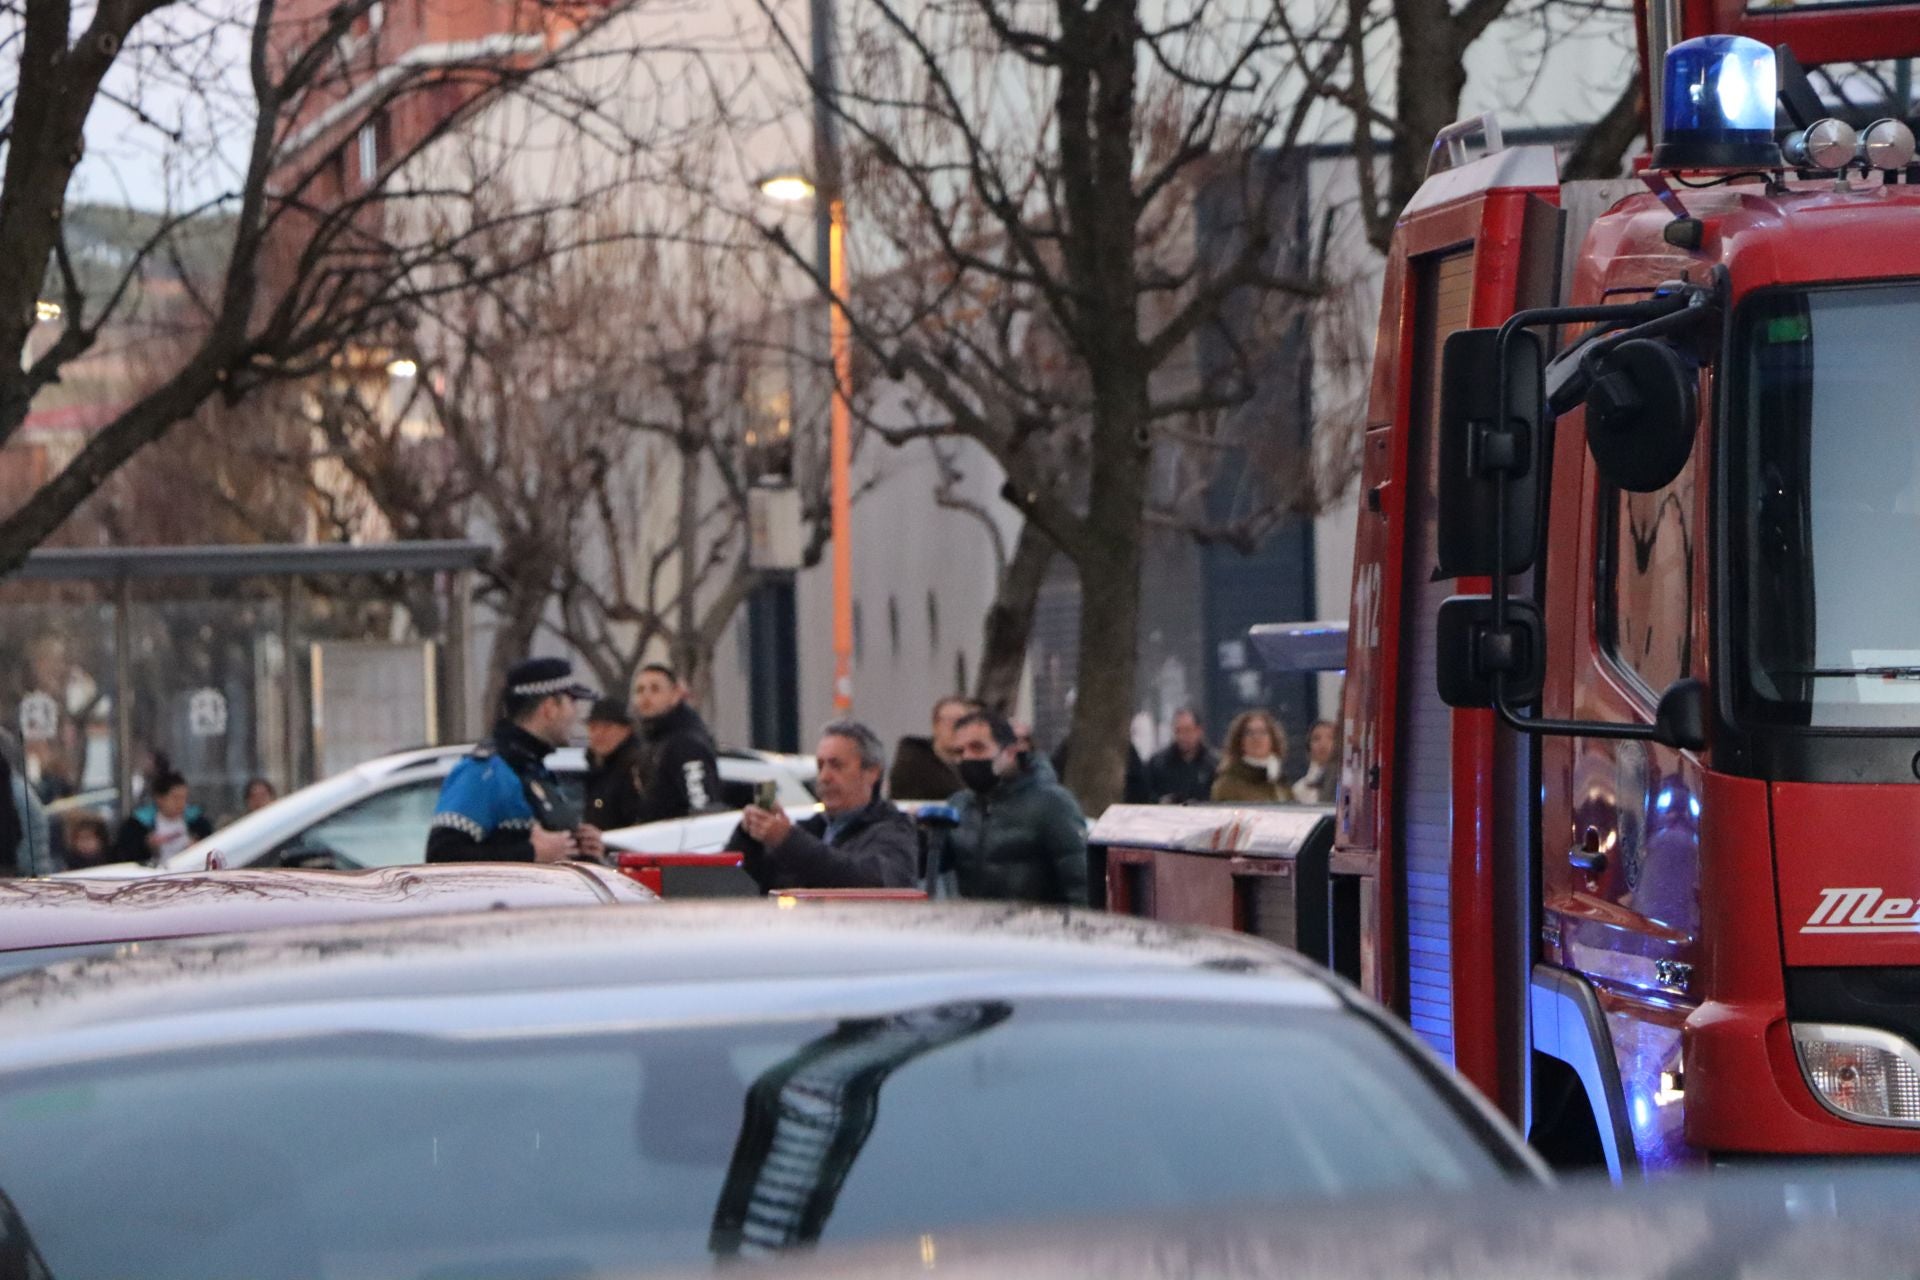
[{"xmin": 0, "ymin": 540, "xmax": 487, "ymax": 824}]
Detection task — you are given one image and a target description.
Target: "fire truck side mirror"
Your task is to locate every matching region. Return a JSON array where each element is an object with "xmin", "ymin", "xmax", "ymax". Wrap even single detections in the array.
[
  {"xmin": 1435, "ymin": 595, "xmax": 1545, "ymax": 710},
  {"xmin": 1653, "ymin": 678, "xmax": 1709, "ymax": 752},
  {"xmin": 1584, "ymin": 339, "xmax": 1698, "ymax": 493},
  {"xmin": 1435, "ymin": 328, "xmax": 1543, "ymax": 577}
]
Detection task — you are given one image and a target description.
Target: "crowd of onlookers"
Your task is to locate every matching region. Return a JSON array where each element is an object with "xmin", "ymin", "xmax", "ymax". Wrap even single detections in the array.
[
  {"xmin": 888, "ymin": 696, "xmax": 1338, "ymax": 810},
  {"xmin": 0, "ymin": 732, "xmax": 281, "ymax": 878},
  {"xmin": 1147, "ymin": 707, "xmax": 1339, "ymax": 806},
  {"xmin": 717, "ymin": 693, "xmax": 1337, "ymax": 909},
  {"xmin": 728, "ymin": 696, "xmax": 1091, "ymax": 905},
  {"xmin": 0, "ymin": 642, "xmax": 1334, "ymax": 898}
]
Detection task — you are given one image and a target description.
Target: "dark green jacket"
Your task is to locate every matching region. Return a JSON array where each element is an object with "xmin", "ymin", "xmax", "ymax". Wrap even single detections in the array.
[{"xmin": 947, "ymin": 766, "xmax": 1088, "ymax": 905}]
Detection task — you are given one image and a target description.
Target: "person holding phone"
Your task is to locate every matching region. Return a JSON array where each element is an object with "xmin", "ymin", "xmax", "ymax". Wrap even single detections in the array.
[{"xmin": 727, "ymin": 721, "xmax": 919, "ymax": 892}]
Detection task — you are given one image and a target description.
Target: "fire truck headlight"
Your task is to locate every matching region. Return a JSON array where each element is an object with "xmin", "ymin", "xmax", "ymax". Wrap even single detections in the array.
[
  {"xmin": 1654, "ymin": 35, "xmax": 1782, "ymax": 170},
  {"xmin": 1784, "ymin": 119, "xmax": 1858, "ymax": 170},
  {"xmin": 1792, "ymin": 1023, "xmax": 1920, "ymax": 1126},
  {"xmin": 1861, "ymin": 118, "xmax": 1917, "ymax": 172}
]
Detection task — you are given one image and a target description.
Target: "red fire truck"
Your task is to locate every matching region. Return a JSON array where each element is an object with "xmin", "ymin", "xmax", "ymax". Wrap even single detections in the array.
[{"xmin": 1336, "ymin": 1, "xmax": 1920, "ymax": 1173}]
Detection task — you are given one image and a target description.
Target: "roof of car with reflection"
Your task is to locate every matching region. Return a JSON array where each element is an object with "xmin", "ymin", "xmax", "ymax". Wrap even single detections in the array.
[
  {"xmin": 0, "ymin": 863, "xmax": 654, "ymax": 952},
  {"xmin": 0, "ymin": 904, "xmax": 1341, "ymax": 1056}
]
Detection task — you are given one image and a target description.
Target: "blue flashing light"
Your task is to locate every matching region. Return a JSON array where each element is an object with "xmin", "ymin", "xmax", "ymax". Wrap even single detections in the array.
[
  {"xmin": 1688, "ymin": 794, "xmax": 1701, "ymax": 820},
  {"xmin": 1655, "ymin": 787, "xmax": 1675, "ymax": 814},
  {"xmin": 1652, "ymin": 35, "xmax": 1782, "ymax": 170}
]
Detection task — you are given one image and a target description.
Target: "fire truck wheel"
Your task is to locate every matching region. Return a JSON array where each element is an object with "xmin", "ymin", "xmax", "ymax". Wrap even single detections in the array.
[{"xmin": 1529, "ymin": 1053, "xmax": 1608, "ymax": 1172}]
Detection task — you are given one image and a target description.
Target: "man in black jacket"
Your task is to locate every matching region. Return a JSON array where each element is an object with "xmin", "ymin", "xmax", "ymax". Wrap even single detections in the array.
[
  {"xmin": 630, "ymin": 663, "xmax": 722, "ymax": 823},
  {"xmin": 954, "ymin": 712, "xmax": 1088, "ymax": 905},
  {"xmin": 584, "ymin": 698, "xmax": 647, "ymax": 830},
  {"xmin": 1145, "ymin": 707, "xmax": 1217, "ymax": 804},
  {"xmin": 728, "ymin": 720, "xmax": 919, "ymax": 891}
]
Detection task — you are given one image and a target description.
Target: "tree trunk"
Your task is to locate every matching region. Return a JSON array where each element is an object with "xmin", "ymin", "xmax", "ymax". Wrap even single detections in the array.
[
  {"xmin": 1060, "ymin": 371, "xmax": 1150, "ymax": 815},
  {"xmin": 480, "ymin": 569, "xmax": 549, "ymax": 720},
  {"xmin": 974, "ymin": 519, "xmax": 1053, "ymax": 715},
  {"xmin": 1060, "ymin": 510, "xmax": 1143, "ymax": 816},
  {"xmin": 1385, "ymin": 0, "xmax": 1472, "ymax": 245},
  {"xmin": 1563, "ymin": 80, "xmax": 1644, "ymax": 180},
  {"xmin": 673, "ymin": 436, "xmax": 702, "ymax": 694}
]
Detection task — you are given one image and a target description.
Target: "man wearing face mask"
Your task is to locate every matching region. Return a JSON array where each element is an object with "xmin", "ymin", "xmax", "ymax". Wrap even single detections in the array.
[{"xmin": 945, "ymin": 711, "xmax": 1088, "ymax": 905}]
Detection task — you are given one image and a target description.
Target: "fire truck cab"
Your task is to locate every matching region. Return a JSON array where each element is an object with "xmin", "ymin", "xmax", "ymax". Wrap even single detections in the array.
[{"xmin": 1339, "ymin": 4, "xmax": 1920, "ymax": 1173}]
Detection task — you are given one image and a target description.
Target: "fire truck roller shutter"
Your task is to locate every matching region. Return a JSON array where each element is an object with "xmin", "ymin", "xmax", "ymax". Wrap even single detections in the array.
[{"xmin": 1398, "ymin": 249, "xmax": 1477, "ymax": 1065}]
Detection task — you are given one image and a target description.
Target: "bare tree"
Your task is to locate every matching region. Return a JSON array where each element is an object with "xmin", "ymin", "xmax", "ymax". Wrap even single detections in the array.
[
  {"xmin": 744, "ymin": 0, "xmax": 1369, "ymax": 808},
  {"xmin": 1317, "ymin": 0, "xmax": 1643, "ymax": 251},
  {"xmin": 0, "ymin": 0, "xmax": 706, "ymax": 572},
  {"xmin": 541, "ymin": 230, "xmax": 840, "ymax": 709},
  {"xmin": 907, "ymin": 439, "xmax": 1047, "ymax": 714},
  {"xmin": 259, "ymin": 197, "xmax": 838, "ymax": 711}
]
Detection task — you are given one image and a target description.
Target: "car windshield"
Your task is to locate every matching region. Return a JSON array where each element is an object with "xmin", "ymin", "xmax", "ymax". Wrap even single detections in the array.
[
  {"xmin": 1737, "ymin": 283, "xmax": 1920, "ymax": 728},
  {"xmin": 0, "ymin": 998, "xmax": 1511, "ymax": 1278}
]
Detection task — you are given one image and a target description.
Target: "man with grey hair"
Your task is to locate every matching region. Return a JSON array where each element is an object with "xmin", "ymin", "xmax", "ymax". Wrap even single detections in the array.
[{"xmin": 728, "ymin": 719, "xmax": 920, "ymax": 892}]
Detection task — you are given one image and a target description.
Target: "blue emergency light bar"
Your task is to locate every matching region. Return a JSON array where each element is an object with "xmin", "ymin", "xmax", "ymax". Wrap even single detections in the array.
[{"xmin": 1651, "ymin": 35, "xmax": 1783, "ymax": 170}]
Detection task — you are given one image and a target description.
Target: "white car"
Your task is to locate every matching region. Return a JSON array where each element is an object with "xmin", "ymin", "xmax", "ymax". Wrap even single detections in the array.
[{"xmin": 59, "ymin": 744, "xmax": 818, "ymax": 879}]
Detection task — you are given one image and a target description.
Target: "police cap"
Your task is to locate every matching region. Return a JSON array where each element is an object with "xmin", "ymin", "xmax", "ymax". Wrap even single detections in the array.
[{"xmin": 505, "ymin": 657, "xmax": 597, "ymax": 702}]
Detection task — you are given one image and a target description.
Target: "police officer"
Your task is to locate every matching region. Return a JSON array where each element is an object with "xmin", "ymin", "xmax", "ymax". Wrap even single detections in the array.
[{"xmin": 426, "ymin": 657, "xmax": 605, "ymax": 863}]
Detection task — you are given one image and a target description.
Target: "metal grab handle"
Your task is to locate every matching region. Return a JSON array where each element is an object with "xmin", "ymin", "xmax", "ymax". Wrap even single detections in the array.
[
  {"xmin": 1569, "ymin": 849, "xmax": 1609, "ymax": 875},
  {"xmin": 1569, "ymin": 825, "xmax": 1606, "ymax": 875},
  {"xmin": 1427, "ymin": 113, "xmax": 1506, "ymax": 177}
]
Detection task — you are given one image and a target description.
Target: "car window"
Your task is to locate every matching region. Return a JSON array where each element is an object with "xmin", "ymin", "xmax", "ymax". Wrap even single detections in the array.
[
  {"xmin": 164, "ymin": 768, "xmax": 383, "ymax": 870},
  {"xmin": 0, "ymin": 941, "xmax": 123, "ymax": 978},
  {"xmin": 0, "ymin": 999, "xmax": 1512, "ymax": 1278},
  {"xmin": 277, "ymin": 781, "xmax": 443, "ymax": 869}
]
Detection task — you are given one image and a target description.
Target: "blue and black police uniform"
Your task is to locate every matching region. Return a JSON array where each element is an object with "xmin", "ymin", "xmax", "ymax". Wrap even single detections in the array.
[{"xmin": 425, "ymin": 659, "xmax": 592, "ymax": 863}]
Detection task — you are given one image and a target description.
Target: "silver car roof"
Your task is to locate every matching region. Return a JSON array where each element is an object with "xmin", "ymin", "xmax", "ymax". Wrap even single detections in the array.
[{"xmin": 0, "ymin": 904, "xmax": 1343, "ymax": 1071}]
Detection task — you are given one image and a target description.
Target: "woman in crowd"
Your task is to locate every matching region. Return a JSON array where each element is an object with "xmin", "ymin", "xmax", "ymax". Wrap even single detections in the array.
[
  {"xmin": 1210, "ymin": 710, "xmax": 1290, "ymax": 804},
  {"xmin": 243, "ymin": 777, "xmax": 278, "ymax": 814},
  {"xmin": 1292, "ymin": 720, "xmax": 1340, "ymax": 804}
]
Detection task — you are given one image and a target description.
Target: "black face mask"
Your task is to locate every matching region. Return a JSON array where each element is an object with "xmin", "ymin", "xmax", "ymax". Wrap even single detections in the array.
[{"xmin": 958, "ymin": 759, "xmax": 999, "ymax": 794}]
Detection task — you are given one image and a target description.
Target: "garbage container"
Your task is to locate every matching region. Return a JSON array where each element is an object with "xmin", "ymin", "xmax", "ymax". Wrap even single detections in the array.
[{"xmin": 1087, "ymin": 804, "xmax": 1334, "ymax": 966}]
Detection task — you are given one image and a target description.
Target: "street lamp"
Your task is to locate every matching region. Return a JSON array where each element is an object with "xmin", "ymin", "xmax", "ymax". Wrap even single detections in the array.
[
  {"xmin": 759, "ymin": 167, "xmax": 854, "ymax": 714},
  {"xmin": 757, "ymin": 174, "xmax": 816, "ymax": 205}
]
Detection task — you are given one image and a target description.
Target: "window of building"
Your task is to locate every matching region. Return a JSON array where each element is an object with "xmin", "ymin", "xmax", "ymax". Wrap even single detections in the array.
[
  {"xmin": 1601, "ymin": 459, "xmax": 1698, "ymax": 697},
  {"xmin": 357, "ymin": 119, "xmax": 382, "ymax": 185},
  {"xmin": 852, "ymin": 600, "xmax": 864, "ymax": 665},
  {"xmin": 926, "ymin": 591, "xmax": 941, "ymax": 653},
  {"xmin": 887, "ymin": 595, "xmax": 901, "ymax": 659}
]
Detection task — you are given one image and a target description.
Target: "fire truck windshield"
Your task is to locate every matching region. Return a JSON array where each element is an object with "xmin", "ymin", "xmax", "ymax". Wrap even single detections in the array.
[{"xmin": 1736, "ymin": 282, "xmax": 1920, "ymax": 729}]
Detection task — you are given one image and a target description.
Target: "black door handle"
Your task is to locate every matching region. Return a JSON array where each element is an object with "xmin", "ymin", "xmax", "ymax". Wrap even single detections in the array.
[{"xmin": 1570, "ymin": 826, "xmax": 1606, "ymax": 875}]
